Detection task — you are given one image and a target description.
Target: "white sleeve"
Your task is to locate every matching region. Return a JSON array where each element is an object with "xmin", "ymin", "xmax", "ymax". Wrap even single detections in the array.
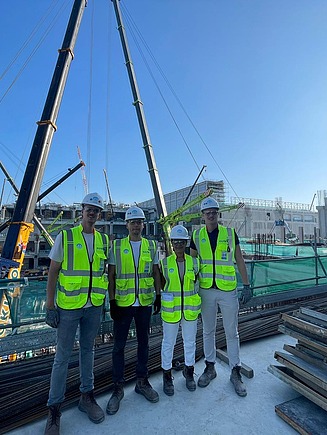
[
  {"xmin": 153, "ymin": 250, "xmax": 159, "ymax": 265},
  {"xmin": 108, "ymin": 246, "xmax": 116, "ymax": 265},
  {"xmin": 49, "ymin": 232, "xmax": 64, "ymax": 263}
]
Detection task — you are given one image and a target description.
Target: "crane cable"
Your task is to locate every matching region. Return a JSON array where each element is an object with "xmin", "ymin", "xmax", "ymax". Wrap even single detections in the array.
[
  {"xmin": 0, "ymin": 0, "xmax": 70, "ymax": 105},
  {"xmin": 86, "ymin": 0, "xmax": 96, "ymax": 191},
  {"xmin": 121, "ymin": 3, "xmax": 241, "ymax": 200}
]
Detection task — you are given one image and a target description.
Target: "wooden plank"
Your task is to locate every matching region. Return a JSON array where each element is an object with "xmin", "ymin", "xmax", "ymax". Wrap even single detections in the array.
[
  {"xmin": 299, "ymin": 307, "xmax": 327, "ymax": 323},
  {"xmin": 274, "ymin": 350, "xmax": 327, "ymax": 389},
  {"xmin": 216, "ymin": 349, "xmax": 254, "ymax": 378},
  {"xmin": 281, "ymin": 313, "xmax": 327, "ymax": 343},
  {"xmin": 283, "ymin": 344, "xmax": 327, "ymax": 371},
  {"xmin": 292, "ymin": 370, "xmax": 327, "ymax": 399},
  {"xmin": 296, "ymin": 343, "xmax": 327, "ymax": 363},
  {"xmin": 268, "ymin": 365, "xmax": 327, "ymax": 412},
  {"xmin": 278, "ymin": 324, "xmax": 327, "ymax": 357},
  {"xmin": 295, "ymin": 312, "xmax": 327, "ymax": 330},
  {"xmin": 275, "ymin": 396, "xmax": 327, "ymax": 435}
]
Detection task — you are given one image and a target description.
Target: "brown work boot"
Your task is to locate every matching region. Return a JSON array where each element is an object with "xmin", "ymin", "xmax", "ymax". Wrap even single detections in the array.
[
  {"xmin": 78, "ymin": 390, "xmax": 105, "ymax": 423},
  {"xmin": 135, "ymin": 377, "xmax": 159, "ymax": 403},
  {"xmin": 182, "ymin": 365, "xmax": 196, "ymax": 391},
  {"xmin": 162, "ymin": 369, "xmax": 174, "ymax": 396},
  {"xmin": 197, "ymin": 361, "xmax": 217, "ymax": 388},
  {"xmin": 230, "ymin": 366, "xmax": 247, "ymax": 397},
  {"xmin": 106, "ymin": 382, "xmax": 124, "ymax": 415},
  {"xmin": 44, "ymin": 404, "xmax": 61, "ymax": 435}
]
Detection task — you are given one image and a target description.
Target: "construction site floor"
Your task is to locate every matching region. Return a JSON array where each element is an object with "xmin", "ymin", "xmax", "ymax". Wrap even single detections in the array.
[{"xmin": 7, "ymin": 334, "xmax": 299, "ymax": 435}]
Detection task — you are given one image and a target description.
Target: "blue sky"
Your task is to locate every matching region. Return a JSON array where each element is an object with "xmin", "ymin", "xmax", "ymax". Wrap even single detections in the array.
[{"xmin": 1, "ymin": 0, "xmax": 327, "ymax": 209}]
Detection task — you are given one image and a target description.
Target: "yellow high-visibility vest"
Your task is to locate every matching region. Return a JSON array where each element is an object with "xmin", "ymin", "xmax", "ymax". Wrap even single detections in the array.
[
  {"xmin": 193, "ymin": 225, "xmax": 236, "ymax": 291},
  {"xmin": 58, "ymin": 224, "xmax": 109, "ymax": 309},
  {"xmin": 160, "ymin": 254, "xmax": 201, "ymax": 323},
  {"xmin": 113, "ymin": 237, "xmax": 157, "ymax": 307}
]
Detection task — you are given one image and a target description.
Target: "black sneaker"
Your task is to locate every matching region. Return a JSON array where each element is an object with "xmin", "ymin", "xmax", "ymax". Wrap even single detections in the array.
[
  {"xmin": 44, "ymin": 404, "xmax": 61, "ymax": 435},
  {"xmin": 183, "ymin": 365, "xmax": 196, "ymax": 391},
  {"xmin": 135, "ymin": 377, "xmax": 159, "ymax": 403},
  {"xmin": 197, "ymin": 361, "xmax": 217, "ymax": 388},
  {"xmin": 106, "ymin": 382, "xmax": 124, "ymax": 415},
  {"xmin": 230, "ymin": 366, "xmax": 247, "ymax": 397},
  {"xmin": 163, "ymin": 369, "xmax": 174, "ymax": 396}
]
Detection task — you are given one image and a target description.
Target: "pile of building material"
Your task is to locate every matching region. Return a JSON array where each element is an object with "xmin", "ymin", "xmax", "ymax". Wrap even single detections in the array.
[{"xmin": 268, "ymin": 307, "xmax": 327, "ymax": 434}]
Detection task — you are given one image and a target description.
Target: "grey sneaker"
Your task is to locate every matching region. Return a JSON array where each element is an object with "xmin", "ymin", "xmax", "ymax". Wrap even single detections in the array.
[
  {"xmin": 197, "ymin": 361, "xmax": 217, "ymax": 388},
  {"xmin": 182, "ymin": 365, "xmax": 196, "ymax": 391},
  {"xmin": 78, "ymin": 390, "xmax": 105, "ymax": 424},
  {"xmin": 106, "ymin": 382, "xmax": 124, "ymax": 415},
  {"xmin": 44, "ymin": 404, "xmax": 61, "ymax": 435},
  {"xmin": 135, "ymin": 377, "xmax": 159, "ymax": 403},
  {"xmin": 163, "ymin": 369, "xmax": 174, "ymax": 396},
  {"xmin": 230, "ymin": 366, "xmax": 247, "ymax": 397}
]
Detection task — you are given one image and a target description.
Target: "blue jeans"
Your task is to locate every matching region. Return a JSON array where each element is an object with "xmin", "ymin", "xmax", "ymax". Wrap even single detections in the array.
[
  {"xmin": 47, "ymin": 305, "xmax": 103, "ymax": 406},
  {"xmin": 112, "ymin": 305, "xmax": 152, "ymax": 383}
]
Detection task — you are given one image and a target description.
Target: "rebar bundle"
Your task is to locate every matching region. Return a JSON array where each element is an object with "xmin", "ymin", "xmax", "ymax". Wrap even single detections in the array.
[{"xmin": 1, "ymin": 294, "xmax": 327, "ymax": 434}]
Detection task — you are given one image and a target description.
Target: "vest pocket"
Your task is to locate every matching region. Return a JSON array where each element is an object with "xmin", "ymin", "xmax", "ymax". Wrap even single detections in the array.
[
  {"xmin": 64, "ymin": 276, "xmax": 83, "ymax": 291},
  {"xmin": 144, "ymin": 277, "xmax": 154, "ymax": 288},
  {"xmin": 221, "ymin": 266, "xmax": 235, "ymax": 277}
]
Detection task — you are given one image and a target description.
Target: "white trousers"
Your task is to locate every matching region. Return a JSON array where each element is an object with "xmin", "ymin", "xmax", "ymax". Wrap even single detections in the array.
[
  {"xmin": 161, "ymin": 318, "xmax": 198, "ymax": 370},
  {"xmin": 199, "ymin": 287, "xmax": 240, "ymax": 368}
]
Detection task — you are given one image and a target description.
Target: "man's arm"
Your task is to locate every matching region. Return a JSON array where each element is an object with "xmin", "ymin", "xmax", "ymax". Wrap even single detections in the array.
[
  {"xmin": 108, "ymin": 264, "xmax": 116, "ymax": 301},
  {"xmin": 46, "ymin": 260, "xmax": 61, "ymax": 309},
  {"xmin": 153, "ymin": 264, "xmax": 161, "ymax": 296},
  {"xmin": 190, "ymin": 248, "xmax": 198, "ymax": 258},
  {"xmin": 234, "ymin": 245, "xmax": 249, "ymax": 285}
]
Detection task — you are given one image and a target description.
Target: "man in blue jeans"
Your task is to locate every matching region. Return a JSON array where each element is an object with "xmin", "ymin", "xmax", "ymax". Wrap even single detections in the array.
[
  {"xmin": 107, "ymin": 206, "xmax": 161, "ymax": 415},
  {"xmin": 44, "ymin": 193, "xmax": 109, "ymax": 435}
]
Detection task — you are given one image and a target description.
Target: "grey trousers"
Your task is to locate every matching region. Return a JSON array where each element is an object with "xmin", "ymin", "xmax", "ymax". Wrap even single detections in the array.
[{"xmin": 199, "ymin": 287, "xmax": 240, "ymax": 368}]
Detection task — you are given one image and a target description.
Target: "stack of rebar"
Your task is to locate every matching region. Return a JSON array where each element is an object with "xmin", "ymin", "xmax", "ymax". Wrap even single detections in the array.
[{"xmin": 1, "ymin": 294, "xmax": 327, "ymax": 433}]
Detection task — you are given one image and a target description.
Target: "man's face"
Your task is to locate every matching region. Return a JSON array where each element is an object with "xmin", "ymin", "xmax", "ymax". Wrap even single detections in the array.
[
  {"xmin": 202, "ymin": 208, "xmax": 219, "ymax": 225},
  {"xmin": 82, "ymin": 206, "xmax": 101, "ymax": 225},
  {"xmin": 126, "ymin": 219, "xmax": 144, "ymax": 238}
]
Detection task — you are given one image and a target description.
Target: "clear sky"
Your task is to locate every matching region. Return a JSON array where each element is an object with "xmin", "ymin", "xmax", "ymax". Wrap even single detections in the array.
[{"xmin": 1, "ymin": 0, "xmax": 327, "ymax": 209}]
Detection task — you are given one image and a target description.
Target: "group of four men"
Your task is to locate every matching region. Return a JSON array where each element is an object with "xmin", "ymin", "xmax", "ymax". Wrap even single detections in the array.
[{"xmin": 44, "ymin": 193, "xmax": 252, "ymax": 435}]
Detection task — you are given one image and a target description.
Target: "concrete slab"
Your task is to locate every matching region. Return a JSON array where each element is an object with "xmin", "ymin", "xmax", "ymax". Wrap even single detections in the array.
[{"xmin": 7, "ymin": 334, "xmax": 299, "ymax": 435}]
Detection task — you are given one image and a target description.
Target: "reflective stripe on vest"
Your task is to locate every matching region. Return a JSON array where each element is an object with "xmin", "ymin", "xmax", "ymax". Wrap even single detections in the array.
[
  {"xmin": 58, "ymin": 225, "xmax": 109, "ymax": 309},
  {"xmin": 160, "ymin": 254, "xmax": 201, "ymax": 323},
  {"xmin": 114, "ymin": 237, "xmax": 157, "ymax": 307},
  {"xmin": 193, "ymin": 225, "xmax": 236, "ymax": 291}
]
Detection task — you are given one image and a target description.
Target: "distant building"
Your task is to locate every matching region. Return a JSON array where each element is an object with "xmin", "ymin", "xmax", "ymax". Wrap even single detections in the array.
[
  {"xmin": 0, "ymin": 182, "xmax": 320, "ymax": 270},
  {"xmin": 315, "ymin": 190, "xmax": 327, "ymax": 239},
  {"xmin": 140, "ymin": 181, "xmax": 319, "ymax": 242}
]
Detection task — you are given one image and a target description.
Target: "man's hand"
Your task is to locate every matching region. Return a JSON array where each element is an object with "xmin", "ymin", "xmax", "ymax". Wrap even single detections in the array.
[
  {"xmin": 239, "ymin": 285, "xmax": 253, "ymax": 305},
  {"xmin": 45, "ymin": 308, "xmax": 60, "ymax": 328},
  {"xmin": 153, "ymin": 294, "xmax": 161, "ymax": 315},
  {"xmin": 109, "ymin": 299, "xmax": 121, "ymax": 321}
]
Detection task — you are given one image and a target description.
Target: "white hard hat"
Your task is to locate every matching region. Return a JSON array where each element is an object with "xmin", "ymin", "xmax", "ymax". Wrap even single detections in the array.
[
  {"xmin": 125, "ymin": 206, "xmax": 145, "ymax": 221},
  {"xmin": 170, "ymin": 225, "xmax": 189, "ymax": 240},
  {"xmin": 200, "ymin": 197, "xmax": 219, "ymax": 211},
  {"xmin": 82, "ymin": 192, "xmax": 104, "ymax": 210}
]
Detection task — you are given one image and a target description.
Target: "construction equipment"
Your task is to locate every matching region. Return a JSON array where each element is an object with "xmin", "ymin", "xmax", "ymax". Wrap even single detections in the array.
[
  {"xmin": 112, "ymin": 0, "xmax": 168, "ymax": 249},
  {"xmin": 103, "ymin": 169, "xmax": 114, "ymax": 217},
  {"xmin": 77, "ymin": 146, "xmax": 88, "ymax": 195},
  {"xmin": 157, "ymin": 189, "xmax": 212, "ymax": 253},
  {"xmin": 158, "ymin": 189, "xmax": 244, "ymax": 253},
  {"xmin": 0, "ymin": 0, "xmax": 87, "ymax": 335}
]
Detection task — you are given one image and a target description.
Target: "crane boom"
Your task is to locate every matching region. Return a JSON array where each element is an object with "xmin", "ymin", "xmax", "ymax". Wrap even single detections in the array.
[
  {"xmin": 112, "ymin": 0, "xmax": 168, "ymax": 248},
  {"xmin": 1, "ymin": 0, "xmax": 86, "ymax": 270},
  {"xmin": 103, "ymin": 169, "xmax": 114, "ymax": 216},
  {"xmin": 77, "ymin": 146, "xmax": 88, "ymax": 195}
]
